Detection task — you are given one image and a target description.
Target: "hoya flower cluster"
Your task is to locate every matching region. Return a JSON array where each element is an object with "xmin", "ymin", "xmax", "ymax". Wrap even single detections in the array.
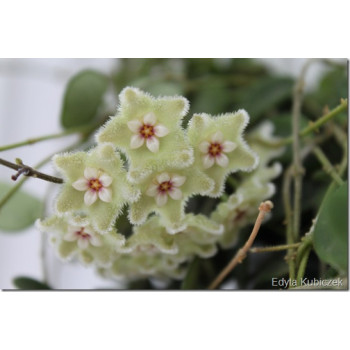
[{"xmin": 37, "ymin": 87, "xmax": 283, "ymax": 283}]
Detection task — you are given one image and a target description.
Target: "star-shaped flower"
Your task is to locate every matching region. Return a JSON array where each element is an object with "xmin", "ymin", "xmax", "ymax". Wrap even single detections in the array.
[
  {"xmin": 53, "ymin": 143, "xmax": 140, "ymax": 233},
  {"xmin": 36, "ymin": 214, "xmax": 124, "ymax": 267},
  {"xmin": 145, "ymin": 172, "xmax": 186, "ymax": 207},
  {"xmin": 99, "ymin": 214, "xmax": 224, "ymax": 280},
  {"xmin": 72, "ymin": 167, "xmax": 113, "ymax": 206},
  {"xmin": 171, "ymin": 214, "xmax": 224, "ymax": 260},
  {"xmin": 199, "ymin": 131, "xmax": 237, "ymax": 169},
  {"xmin": 187, "ymin": 110, "xmax": 259, "ymax": 197},
  {"xmin": 128, "ymin": 167, "xmax": 214, "ymax": 233},
  {"xmin": 128, "ymin": 112, "xmax": 169, "ymax": 152},
  {"xmin": 96, "ymin": 87, "xmax": 194, "ymax": 183}
]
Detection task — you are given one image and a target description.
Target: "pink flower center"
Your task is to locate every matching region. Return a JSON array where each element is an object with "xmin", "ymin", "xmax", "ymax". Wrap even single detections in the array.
[
  {"xmin": 139, "ymin": 124, "xmax": 155, "ymax": 139},
  {"xmin": 88, "ymin": 178, "xmax": 103, "ymax": 192},
  {"xmin": 208, "ymin": 142, "xmax": 223, "ymax": 157},
  {"xmin": 158, "ymin": 181, "xmax": 173, "ymax": 194},
  {"xmin": 75, "ymin": 227, "xmax": 91, "ymax": 240}
]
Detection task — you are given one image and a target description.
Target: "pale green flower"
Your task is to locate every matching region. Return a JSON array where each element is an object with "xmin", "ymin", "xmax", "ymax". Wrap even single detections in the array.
[
  {"xmin": 128, "ymin": 168, "xmax": 214, "ymax": 233},
  {"xmin": 36, "ymin": 215, "xmax": 124, "ymax": 267},
  {"xmin": 96, "ymin": 87, "xmax": 194, "ymax": 183},
  {"xmin": 187, "ymin": 110, "xmax": 258, "ymax": 197},
  {"xmin": 98, "ymin": 214, "xmax": 224, "ymax": 281},
  {"xmin": 99, "ymin": 252, "xmax": 186, "ymax": 281},
  {"xmin": 118, "ymin": 216, "xmax": 178, "ymax": 255},
  {"xmin": 128, "ymin": 214, "xmax": 223, "ymax": 255},
  {"xmin": 53, "ymin": 143, "xmax": 140, "ymax": 233},
  {"xmin": 246, "ymin": 121, "xmax": 285, "ymax": 167}
]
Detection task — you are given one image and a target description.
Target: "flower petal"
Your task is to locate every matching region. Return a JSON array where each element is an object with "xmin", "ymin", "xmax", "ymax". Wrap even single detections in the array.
[
  {"xmin": 155, "ymin": 193, "xmax": 168, "ymax": 207},
  {"xmin": 146, "ymin": 184, "xmax": 158, "ymax": 197},
  {"xmin": 199, "ymin": 141, "xmax": 210, "ymax": 153},
  {"xmin": 222, "ymin": 141, "xmax": 237, "ymax": 153},
  {"xmin": 216, "ymin": 153, "xmax": 229, "ymax": 167},
  {"xmin": 84, "ymin": 190, "xmax": 98, "ymax": 206},
  {"xmin": 202, "ymin": 154, "xmax": 215, "ymax": 169},
  {"xmin": 169, "ymin": 188, "xmax": 182, "ymax": 200},
  {"xmin": 77, "ymin": 238, "xmax": 89, "ymax": 250},
  {"xmin": 83, "ymin": 226, "xmax": 95, "ymax": 236},
  {"xmin": 84, "ymin": 167, "xmax": 99, "ymax": 180},
  {"xmin": 130, "ymin": 134, "xmax": 145, "ymax": 149},
  {"xmin": 154, "ymin": 124, "xmax": 169, "ymax": 137},
  {"xmin": 72, "ymin": 178, "xmax": 88, "ymax": 191},
  {"xmin": 64, "ymin": 231, "xmax": 77, "ymax": 242},
  {"xmin": 90, "ymin": 235, "xmax": 102, "ymax": 247},
  {"xmin": 156, "ymin": 172, "xmax": 170, "ymax": 183},
  {"xmin": 143, "ymin": 112, "xmax": 156, "ymax": 125},
  {"xmin": 146, "ymin": 137, "xmax": 159, "ymax": 153},
  {"xmin": 127, "ymin": 120, "xmax": 142, "ymax": 133},
  {"xmin": 171, "ymin": 175, "xmax": 186, "ymax": 187},
  {"xmin": 98, "ymin": 188, "xmax": 112, "ymax": 203},
  {"xmin": 211, "ymin": 131, "xmax": 224, "ymax": 143},
  {"xmin": 99, "ymin": 174, "xmax": 112, "ymax": 187}
]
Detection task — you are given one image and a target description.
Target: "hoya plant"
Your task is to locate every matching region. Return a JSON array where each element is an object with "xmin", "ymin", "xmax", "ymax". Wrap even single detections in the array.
[{"xmin": 0, "ymin": 58, "xmax": 347, "ymax": 290}]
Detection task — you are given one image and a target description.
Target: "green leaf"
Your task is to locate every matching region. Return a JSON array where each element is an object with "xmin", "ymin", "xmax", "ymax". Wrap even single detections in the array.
[
  {"xmin": 13, "ymin": 277, "xmax": 51, "ymax": 290},
  {"xmin": 316, "ymin": 68, "xmax": 348, "ymax": 109},
  {"xmin": 0, "ymin": 182, "xmax": 43, "ymax": 232},
  {"xmin": 61, "ymin": 70, "xmax": 109, "ymax": 129},
  {"xmin": 313, "ymin": 182, "xmax": 348, "ymax": 273}
]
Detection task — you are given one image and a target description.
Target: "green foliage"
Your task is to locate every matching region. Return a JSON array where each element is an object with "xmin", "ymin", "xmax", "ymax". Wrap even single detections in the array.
[
  {"xmin": 315, "ymin": 68, "xmax": 348, "ymax": 109},
  {"xmin": 13, "ymin": 276, "xmax": 51, "ymax": 290},
  {"xmin": 0, "ymin": 182, "xmax": 43, "ymax": 232},
  {"xmin": 313, "ymin": 182, "xmax": 348, "ymax": 274},
  {"xmin": 191, "ymin": 80, "xmax": 232, "ymax": 115},
  {"xmin": 61, "ymin": 70, "xmax": 109, "ymax": 129},
  {"xmin": 233, "ymin": 76, "xmax": 294, "ymax": 122}
]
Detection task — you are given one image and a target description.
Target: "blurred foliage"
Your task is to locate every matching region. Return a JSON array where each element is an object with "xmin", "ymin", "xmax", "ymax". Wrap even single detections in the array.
[
  {"xmin": 0, "ymin": 182, "xmax": 43, "ymax": 232},
  {"xmin": 13, "ymin": 276, "xmax": 51, "ymax": 290},
  {"xmin": 314, "ymin": 182, "xmax": 348, "ymax": 274},
  {"xmin": 61, "ymin": 70, "xmax": 109, "ymax": 128}
]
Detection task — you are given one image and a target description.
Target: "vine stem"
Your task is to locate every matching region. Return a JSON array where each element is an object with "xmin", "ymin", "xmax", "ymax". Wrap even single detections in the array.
[
  {"xmin": 313, "ymin": 146, "xmax": 344, "ymax": 185},
  {"xmin": 296, "ymin": 246, "xmax": 312, "ymax": 286},
  {"xmin": 208, "ymin": 201, "xmax": 273, "ymax": 290},
  {"xmin": 282, "ymin": 135, "xmax": 332, "ymax": 282},
  {"xmin": 278, "ymin": 99, "xmax": 348, "ymax": 146},
  {"xmin": 250, "ymin": 242, "xmax": 301, "ymax": 253},
  {"xmin": 291, "ymin": 59, "xmax": 315, "ymax": 243},
  {"xmin": 0, "ymin": 158, "xmax": 63, "ymax": 184},
  {"xmin": 0, "ymin": 141, "xmax": 80, "ymax": 211},
  {"xmin": 282, "ymin": 166, "xmax": 296, "ymax": 279},
  {"xmin": 0, "ymin": 121, "xmax": 102, "ymax": 153}
]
